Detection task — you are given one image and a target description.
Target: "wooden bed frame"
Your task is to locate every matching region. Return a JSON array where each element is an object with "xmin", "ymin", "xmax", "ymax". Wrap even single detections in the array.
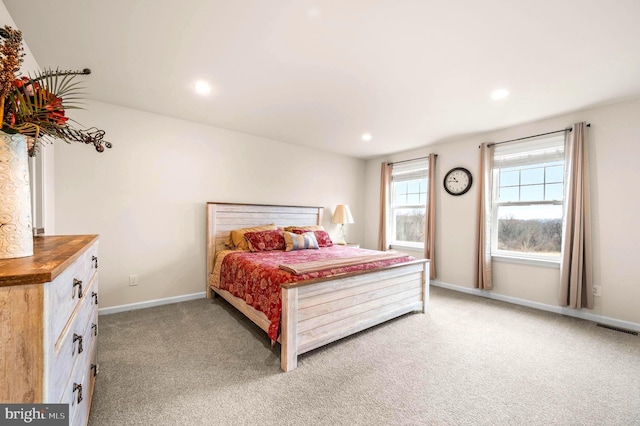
[{"xmin": 206, "ymin": 202, "xmax": 430, "ymax": 371}]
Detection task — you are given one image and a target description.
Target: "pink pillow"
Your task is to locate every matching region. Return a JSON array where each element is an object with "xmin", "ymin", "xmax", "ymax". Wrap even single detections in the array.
[
  {"xmin": 291, "ymin": 229, "xmax": 333, "ymax": 247},
  {"xmin": 243, "ymin": 229, "xmax": 285, "ymax": 252}
]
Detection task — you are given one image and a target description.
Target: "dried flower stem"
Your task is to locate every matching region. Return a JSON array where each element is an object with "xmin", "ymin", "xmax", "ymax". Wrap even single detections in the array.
[{"xmin": 0, "ymin": 25, "xmax": 24, "ymax": 124}]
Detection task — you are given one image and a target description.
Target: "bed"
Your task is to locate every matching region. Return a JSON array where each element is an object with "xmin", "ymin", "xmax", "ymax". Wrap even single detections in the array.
[{"xmin": 206, "ymin": 202, "xmax": 430, "ymax": 371}]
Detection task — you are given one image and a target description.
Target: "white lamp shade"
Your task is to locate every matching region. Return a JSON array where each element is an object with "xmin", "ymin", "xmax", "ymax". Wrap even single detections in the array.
[{"xmin": 332, "ymin": 204, "xmax": 354, "ymax": 224}]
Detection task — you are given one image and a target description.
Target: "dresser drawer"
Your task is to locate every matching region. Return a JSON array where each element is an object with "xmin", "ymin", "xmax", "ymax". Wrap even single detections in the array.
[
  {"xmin": 49, "ymin": 242, "xmax": 99, "ymax": 344},
  {"xmin": 48, "ymin": 275, "xmax": 98, "ymax": 403},
  {"xmin": 61, "ymin": 337, "xmax": 97, "ymax": 426},
  {"xmin": 71, "ymin": 315, "xmax": 98, "ymax": 426}
]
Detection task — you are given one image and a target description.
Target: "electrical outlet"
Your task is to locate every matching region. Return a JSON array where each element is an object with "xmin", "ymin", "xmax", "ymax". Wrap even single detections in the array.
[
  {"xmin": 592, "ymin": 285, "xmax": 602, "ymax": 296},
  {"xmin": 129, "ymin": 274, "xmax": 139, "ymax": 286}
]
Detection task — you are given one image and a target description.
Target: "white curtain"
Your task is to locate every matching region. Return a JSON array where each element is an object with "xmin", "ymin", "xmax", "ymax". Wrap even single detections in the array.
[{"xmin": 559, "ymin": 122, "xmax": 593, "ymax": 308}]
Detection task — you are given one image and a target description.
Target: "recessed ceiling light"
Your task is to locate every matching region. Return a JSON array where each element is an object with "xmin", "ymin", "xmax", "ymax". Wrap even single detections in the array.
[
  {"xmin": 307, "ymin": 7, "xmax": 320, "ymax": 18},
  {"xmin": 491, "ymin": 88, "xmax": 509, "ymax": 100},
  {"xmin": 362, "ymin": 133, "xmax": 372, "ymax": 141},
  {"xmin": 194, "ymin": 80, "xmax": 212, "ymax": 95}
]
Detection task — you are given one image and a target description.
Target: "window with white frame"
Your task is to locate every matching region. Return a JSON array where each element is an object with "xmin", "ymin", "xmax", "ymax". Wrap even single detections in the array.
[
  {"xmin": 390, "ymin": 158, "xmax": 428, "ymax": 248},
  {"xmin": 492, "ymin": 135, "xmax": 565, "ymax": 260}
]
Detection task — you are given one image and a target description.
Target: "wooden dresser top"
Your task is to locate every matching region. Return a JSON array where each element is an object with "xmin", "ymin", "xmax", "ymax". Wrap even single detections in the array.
[{"xmin": 0, "ymin": 235, "xmax": 98, "ymax": 287}]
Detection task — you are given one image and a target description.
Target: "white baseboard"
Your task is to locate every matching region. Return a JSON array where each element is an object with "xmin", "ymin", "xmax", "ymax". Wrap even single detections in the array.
[
  {"xmin": 431, "ymin": 280, "xmax": 640, "ymax": 333},
  {"xmin": 98, "ymin": 292, "xmax": 207, "ymax": 315}
]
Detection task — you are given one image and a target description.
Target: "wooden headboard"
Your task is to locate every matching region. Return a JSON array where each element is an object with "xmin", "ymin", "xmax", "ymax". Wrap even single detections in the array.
[{"xmin": 205, "ymin": 202, "xmax": 324, "ymax": 283}]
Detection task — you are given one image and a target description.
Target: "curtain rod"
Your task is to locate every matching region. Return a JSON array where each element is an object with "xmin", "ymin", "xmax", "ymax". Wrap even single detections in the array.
[
  {"xmin": 387, "ymin": 154, "xmax": 437, "ymax": 166},
  {"xmin": 484, "ymin": 123, "xmax": 591, "ymax": 148}
]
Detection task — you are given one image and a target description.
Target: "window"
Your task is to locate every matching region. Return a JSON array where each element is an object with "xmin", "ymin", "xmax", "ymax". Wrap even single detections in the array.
[
  {"xmin": 390, "ymin": 158, "xmax": 428, "ymax": 248},
  {"xmin": 492, "ymin": 135, "xmax": 564, "ymax": 260}
]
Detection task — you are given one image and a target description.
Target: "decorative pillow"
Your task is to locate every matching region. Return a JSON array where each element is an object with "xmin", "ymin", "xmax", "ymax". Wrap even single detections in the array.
[
  {"xmin": 225, "ymin": 224, "xmax": 277, "ymax": 250},
  {"xmin": 291, "ymin": 229, "xmax": 333, "ymax": 247},
  {"xmin": 283, "ymin": 225, "xmax": 325, "ymax": 232},
  {"xmin": 244, "ymin": 229, "xmax": 285, "ymax": 252},
  {"xmin": 283, "ymin": 231, "xmax": 319, "ymax": 251}
]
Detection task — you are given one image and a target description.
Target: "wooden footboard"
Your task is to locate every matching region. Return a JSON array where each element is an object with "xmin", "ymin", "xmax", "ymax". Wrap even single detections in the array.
[{"xmin": 280, "ymin": 259, "xmax": 428, "ymax": 371}]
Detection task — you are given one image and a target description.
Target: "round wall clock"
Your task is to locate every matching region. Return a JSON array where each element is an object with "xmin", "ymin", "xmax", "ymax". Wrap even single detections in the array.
[{"xmin": 443, "ymin": 167, "xmax": 473, "ymax": 196}]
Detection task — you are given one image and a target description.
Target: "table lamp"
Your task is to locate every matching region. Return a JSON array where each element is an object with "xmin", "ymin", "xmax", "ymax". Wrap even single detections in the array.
[{"xmin": 332, "ymin": 204, "xmax": 354, "ymax": 245}]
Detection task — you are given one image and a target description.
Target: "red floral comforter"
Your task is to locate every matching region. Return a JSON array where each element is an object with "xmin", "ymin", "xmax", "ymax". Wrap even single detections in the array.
[{"xmin": 214, "ymin": 245, "xmax": 414, "ymax": 342}]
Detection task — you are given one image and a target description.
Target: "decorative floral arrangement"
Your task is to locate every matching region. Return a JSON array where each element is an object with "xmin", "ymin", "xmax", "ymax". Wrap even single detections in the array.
[{"xmin": 0, "ymin": 25, "xmax": 110, "ymax": 156}]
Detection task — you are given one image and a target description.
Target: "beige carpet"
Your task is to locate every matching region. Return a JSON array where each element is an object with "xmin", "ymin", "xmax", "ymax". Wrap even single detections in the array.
[{"xmin": 88, "ymin": 286, "xmax": 640, "ymax": 425}]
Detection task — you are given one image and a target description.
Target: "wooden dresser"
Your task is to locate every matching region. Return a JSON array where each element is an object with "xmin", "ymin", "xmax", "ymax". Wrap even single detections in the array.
[{"xmin": 0, "ymin": 235, "xmax": 99, "ymax": 426}]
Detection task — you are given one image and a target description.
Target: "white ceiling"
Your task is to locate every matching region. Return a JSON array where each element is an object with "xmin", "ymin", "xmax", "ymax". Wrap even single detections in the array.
[{"xmin": 4, "ymin": 0, "xmax": 640, "ymax": 159}]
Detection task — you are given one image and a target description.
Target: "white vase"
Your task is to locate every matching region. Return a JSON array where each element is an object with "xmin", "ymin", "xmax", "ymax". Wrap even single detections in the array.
[{"xmin": 0, "ymin": 131, "xmax": 34, "ymax": 259}]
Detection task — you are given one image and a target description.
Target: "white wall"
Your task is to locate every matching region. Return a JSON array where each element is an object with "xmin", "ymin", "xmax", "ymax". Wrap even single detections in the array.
[
  {"xmin": 364, "ymin": 97, "xmax": 640, "ymax": 327},
  {"xmin": 55, "ymin": 101, "xmax": 365, "ymax": 308}
]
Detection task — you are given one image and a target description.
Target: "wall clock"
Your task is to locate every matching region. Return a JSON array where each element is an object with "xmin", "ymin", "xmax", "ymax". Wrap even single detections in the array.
[{"xmin": 443, "ymin": 167, "xmax": 473, "ymax": 196}]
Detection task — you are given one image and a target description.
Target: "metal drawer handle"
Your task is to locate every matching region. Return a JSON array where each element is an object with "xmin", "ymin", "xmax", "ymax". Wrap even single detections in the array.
[
  {"xmin": 92, "ymin": 291, "xmax": 99, "ymax": 305},
  {"xmin": 73, "ymin": 278, "xmax": 83, "ymax": 298},
  {"xmin": 73, "ymin": 383, "xmax": 83, "ymax": 404},
  {"xmin": 92, "ymin": 255, "xmax": 98, "ymax": 269},
  {"xmin": 73, "ymin": 333, "xmax": 83, "ymax": 355},
  {"xmin": 91, "ymin": 364, "xmax": 98, "ymax": 377},
  {"xmin": 92, "ymin": 323, "xmax": 98, "ymax": 336}
]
